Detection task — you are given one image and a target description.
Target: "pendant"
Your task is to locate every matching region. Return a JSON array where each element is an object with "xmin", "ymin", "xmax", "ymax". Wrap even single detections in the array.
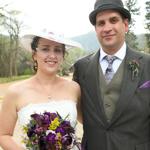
[{"xmin": 48, "ymin": 96, "xmax": 51, "ymax": 100}]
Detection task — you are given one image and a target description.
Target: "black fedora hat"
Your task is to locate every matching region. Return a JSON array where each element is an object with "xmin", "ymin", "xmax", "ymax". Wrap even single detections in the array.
[{"xmin": 89, "ymin": 0, "xmax": 131, "ymax": 25}]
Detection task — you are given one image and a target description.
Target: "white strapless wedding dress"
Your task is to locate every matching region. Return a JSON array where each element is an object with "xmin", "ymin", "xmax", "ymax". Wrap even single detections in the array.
[{"xmin": 17, "ymin": 100, "xmax": 78, "ymax": 150}]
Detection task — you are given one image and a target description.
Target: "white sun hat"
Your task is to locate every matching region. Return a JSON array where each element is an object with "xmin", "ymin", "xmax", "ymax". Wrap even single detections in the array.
[{"xmin": 20, "ymin": 31, "xmax": 82, "ymax": 52}]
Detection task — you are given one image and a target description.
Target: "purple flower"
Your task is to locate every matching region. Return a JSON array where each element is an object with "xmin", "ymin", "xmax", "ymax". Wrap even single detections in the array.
[
  {"xmin": 139, "ymin": 80, "xmax": 150, "ymax": 89},
  {"xmin": 27, "ymin": 128, "xmax": 35, "ymax": 137},
  {"xmin": 62, "ymin": 134, "xmax": 73, "ymax": 146},
  {"xmin": 46, "ymin": 132, "xmax": 56, "ymax": 143},
  {"xmin": 56, "ymin": 127, "xmax": 65, "ymax": 135}
]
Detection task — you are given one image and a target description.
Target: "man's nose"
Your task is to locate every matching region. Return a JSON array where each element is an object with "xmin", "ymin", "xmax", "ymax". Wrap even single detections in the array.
[{"xmin": 103, "ymin": 22, "xmax": 112, "ymax": 32}]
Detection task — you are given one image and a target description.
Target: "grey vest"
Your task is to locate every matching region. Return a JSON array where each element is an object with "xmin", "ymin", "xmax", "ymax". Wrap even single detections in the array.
[{"xmin": 99, "ymin": 60, "xmax": 125, "ymax": 121}]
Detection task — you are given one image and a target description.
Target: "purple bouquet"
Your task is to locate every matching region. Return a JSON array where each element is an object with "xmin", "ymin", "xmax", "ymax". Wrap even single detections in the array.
[{"xmin": 22, "ymin": 112, "xmax": 81, "ymax": 150}]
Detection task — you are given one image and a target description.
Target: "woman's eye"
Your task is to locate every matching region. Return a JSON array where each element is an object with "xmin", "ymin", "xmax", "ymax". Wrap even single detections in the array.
[
  {"xmin": 54, "ymin": 48, "xmax": 63, "ymax": 53},
  {"xmin": 42, "ymin": 48, "xmax": 49, "ymax": 52}
]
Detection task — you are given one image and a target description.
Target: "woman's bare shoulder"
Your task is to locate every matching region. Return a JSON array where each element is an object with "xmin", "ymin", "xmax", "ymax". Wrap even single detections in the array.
[
  {"xmin": 60, "ymin": 76, "xmax": 80, "ymax": 89},
  {"xmin": 8, "ymin": 78, "xmax": 29, "ymax": 90},
  {"xmin": 6, "ymin": 78, "xmax": 33, "ymax": 97}
]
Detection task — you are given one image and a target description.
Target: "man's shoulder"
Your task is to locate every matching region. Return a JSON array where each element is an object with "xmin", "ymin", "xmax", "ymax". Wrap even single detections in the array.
[{"xmin": 128, "ymin": 48, "xmax": 150, "ymax": 59}]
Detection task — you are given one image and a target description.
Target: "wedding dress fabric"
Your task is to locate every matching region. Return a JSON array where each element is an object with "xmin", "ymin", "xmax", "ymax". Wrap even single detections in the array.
[{"xmin": 17, "ymin": 100, "xmax": 78, "ymax": 149}]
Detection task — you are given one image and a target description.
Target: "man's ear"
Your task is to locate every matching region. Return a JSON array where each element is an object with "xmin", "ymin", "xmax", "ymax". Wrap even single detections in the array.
[{"xmin": 124, "ymin": 18, "xmax": 129, "ymax": 33}]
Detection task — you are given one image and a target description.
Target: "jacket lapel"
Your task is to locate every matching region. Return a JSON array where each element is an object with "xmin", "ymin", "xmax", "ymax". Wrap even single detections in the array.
[
  {"xmin": 83, "ymin": 50, "xmax": 109, "ymax": 126},
  {"xmin": 111, "ymin": 48, "xmax": 144, "ymax": 125}
]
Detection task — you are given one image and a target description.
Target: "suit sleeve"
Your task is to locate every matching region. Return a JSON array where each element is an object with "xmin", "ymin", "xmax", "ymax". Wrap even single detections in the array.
[{"xmin": 72, "ymin": 63, "xmax": 79, "ymax": 83}]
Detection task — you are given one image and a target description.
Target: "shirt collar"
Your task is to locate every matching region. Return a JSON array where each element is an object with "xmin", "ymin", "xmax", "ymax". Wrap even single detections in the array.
[{"xmin": 99, "ymin": 42, "xmax": 127, "ymax": 62}]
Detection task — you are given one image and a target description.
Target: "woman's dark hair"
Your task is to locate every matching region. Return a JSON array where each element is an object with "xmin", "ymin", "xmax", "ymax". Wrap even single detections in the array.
[
  {"xmin": 31, "ymin": 36, "xmax": 66, "ymax": 56},
  {"xmin": 31, "ymin": 36, "xmax": 40, "ymax": 51}
]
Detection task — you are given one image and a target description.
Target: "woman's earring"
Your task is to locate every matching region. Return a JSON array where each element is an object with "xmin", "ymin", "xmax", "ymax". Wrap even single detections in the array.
[{"xmin": 33, "ymin": 60, "xmax": 38, "ymax": 72}]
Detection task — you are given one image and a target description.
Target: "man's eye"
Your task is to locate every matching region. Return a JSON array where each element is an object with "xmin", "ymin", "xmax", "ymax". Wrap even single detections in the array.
[
  {"xmin": 110, "ymin": 18, "xmax": 118, "ymax": 24},
  {"xmin": 96, "ymin": 21, "xmax": 105, "ymax": 27}
]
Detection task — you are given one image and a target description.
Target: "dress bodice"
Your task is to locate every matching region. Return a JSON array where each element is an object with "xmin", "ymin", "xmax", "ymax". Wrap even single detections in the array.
[{"xmin": 17, "ymin": 100, "xmax": 77, "ymax": 127}]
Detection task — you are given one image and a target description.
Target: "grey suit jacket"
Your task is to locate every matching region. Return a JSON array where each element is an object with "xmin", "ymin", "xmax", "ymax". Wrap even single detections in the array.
[{"xmin": 73, "ymin": 47, "xmax": 150, "ymax": 150}]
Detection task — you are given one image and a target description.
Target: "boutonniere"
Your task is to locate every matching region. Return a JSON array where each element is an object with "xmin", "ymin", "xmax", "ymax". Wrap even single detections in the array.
[
  {"xmin": 139, "ymin": 80, "xmax": 150, "ymax": 89},
  {"xmin": 128, "ymin": 59, "xmax": 140, "ymax": 80}
]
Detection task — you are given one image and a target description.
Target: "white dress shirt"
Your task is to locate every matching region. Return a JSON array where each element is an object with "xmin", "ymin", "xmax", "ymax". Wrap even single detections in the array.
[{"xmin": 99, "ymin": 42, "xmax": 127, "ymax": 74}]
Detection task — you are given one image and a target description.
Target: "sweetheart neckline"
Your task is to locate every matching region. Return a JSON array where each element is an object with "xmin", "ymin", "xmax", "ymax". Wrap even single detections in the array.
[{"xmin": 18, "ymin": 99, "xmax": 77, "ymax": 113}]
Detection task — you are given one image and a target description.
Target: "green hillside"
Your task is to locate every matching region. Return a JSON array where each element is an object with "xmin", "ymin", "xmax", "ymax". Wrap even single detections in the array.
[{"xmin": 72, "ymin": 32, "xmax": 148, "ymax": 51}]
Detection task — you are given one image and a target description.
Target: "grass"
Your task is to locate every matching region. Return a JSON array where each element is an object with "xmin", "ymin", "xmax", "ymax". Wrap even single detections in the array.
[
  {"xmin": 0, "ymin": 74, "xmax": 72, "ymax": 84},
  {"xmin": 0, "ymin": 75, "xmax": 31, "ymax": 84}
]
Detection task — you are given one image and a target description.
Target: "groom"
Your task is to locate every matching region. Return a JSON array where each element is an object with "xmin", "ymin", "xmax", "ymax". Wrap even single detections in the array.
[{"xmin": 73, "ymin": 0, "xmax": 150, "ymax": 149}]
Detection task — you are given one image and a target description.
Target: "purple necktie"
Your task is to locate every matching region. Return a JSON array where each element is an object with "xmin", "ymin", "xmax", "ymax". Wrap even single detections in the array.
[{"xmin": 104, "ymin": 55, "xmax": 117, "ymax": 83}]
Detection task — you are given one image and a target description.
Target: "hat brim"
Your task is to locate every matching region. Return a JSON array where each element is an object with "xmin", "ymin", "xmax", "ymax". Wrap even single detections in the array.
[
  {"xmin": 20, "ymin": 32, "xmax": 82, "ymax": 52},
  {"xmin": 89, "ymin": 5, "xmax": 131, "ymax": 25}
]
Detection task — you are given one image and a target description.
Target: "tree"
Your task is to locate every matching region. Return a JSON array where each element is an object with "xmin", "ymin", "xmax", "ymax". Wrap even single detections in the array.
[
  {"xmin": 60, "ymin": 48, "xmax": 88, "ymax": 76},
  {"xmin": 3, "ymin": 12, "xmax": 22, "ymax": 76},
  {"xmin": 125, "ymin": 0, "xmax": 140, "ymax": 50},
  {"xmin": 0, "ymin": 35, "xmax": 10, "ymax": 76},
  {"xmin": 145, "ymin": 0, "xmax": 150, "ymax": 53},
  {"xmin": 0, "ymin": 4, "xmax": 22, "ymax": 77}
]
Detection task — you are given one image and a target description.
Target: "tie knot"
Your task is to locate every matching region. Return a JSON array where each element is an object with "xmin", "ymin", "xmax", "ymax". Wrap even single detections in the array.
[{"xmin": 104, "ymin": 55, "xmax": 117, "ymax": 64}]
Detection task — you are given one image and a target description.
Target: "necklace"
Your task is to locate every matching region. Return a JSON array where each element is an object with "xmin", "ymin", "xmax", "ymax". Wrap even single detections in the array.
[
  {"xmin": 36, "ymin": 77, "xmax": 53, "ymax": 100},
  {"xmin": 47, "ymin": 95, "xmax": 52, "ymax": 100}
]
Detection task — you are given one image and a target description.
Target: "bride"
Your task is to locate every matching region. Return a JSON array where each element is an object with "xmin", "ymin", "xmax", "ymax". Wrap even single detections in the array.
[{"xmin": 0, "ymin": 31, "xmax": 82, "ymax": 150}]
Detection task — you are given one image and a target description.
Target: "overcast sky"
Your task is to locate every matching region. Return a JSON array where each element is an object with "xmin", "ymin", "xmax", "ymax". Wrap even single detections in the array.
[{"xmin": 1, "ymin": 0, "xmax": 148, "ymax": 37}]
